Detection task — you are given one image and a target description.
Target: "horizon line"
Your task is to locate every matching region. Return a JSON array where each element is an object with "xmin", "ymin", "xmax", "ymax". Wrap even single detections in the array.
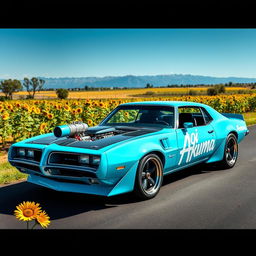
[{"xmin": 2, "ymin": 73, "xmax": 256, "ymax": 80}]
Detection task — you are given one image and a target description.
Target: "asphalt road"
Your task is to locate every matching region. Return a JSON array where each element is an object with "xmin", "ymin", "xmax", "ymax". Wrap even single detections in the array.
[{"xmin": 1, "ymin": 125, "xmax": 256, "ymax": 229}]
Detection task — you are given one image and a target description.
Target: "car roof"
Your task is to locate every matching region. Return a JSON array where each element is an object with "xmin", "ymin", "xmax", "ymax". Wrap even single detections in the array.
[{"xmin": 120, "ymin": 101, "xmax": 209, "ymax": 108}]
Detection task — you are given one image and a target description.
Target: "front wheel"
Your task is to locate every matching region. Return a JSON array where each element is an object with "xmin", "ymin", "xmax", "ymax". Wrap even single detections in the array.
[
  {"xmin": 134, "ymin": 154, "xmax": 163, "ymax": 200},
  {"xmin": 219, "ymin": 133, "xmax": 238, "ymax": 169}
]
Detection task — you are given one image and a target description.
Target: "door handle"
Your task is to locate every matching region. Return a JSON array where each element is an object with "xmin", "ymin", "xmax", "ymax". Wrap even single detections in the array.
[{"xmin": 208, "ymin": 130, "xmax": 214, "ymax": 134}]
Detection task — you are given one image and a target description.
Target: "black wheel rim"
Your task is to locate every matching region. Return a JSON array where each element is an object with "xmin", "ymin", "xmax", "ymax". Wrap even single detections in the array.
[{"xmin": 140, "ymin": 157, "xmax": 162, "ymax": 195}]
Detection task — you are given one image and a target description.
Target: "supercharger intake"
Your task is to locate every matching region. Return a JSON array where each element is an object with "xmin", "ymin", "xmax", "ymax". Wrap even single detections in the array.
[{"xmin": 53, "ymin": 122, "xmax": 88, "ymax": 138}]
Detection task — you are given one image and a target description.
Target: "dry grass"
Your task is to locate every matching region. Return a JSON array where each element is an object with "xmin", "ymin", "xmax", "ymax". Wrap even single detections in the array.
[{"xmin": 0, "ymin": 86, "xmax": 250, "ymax": 100}]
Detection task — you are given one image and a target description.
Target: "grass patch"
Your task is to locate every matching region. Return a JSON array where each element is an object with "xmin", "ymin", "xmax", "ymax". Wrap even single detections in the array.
[
  {"xmin": 242, "ymin": 112, "xmax": 256, "ymax": 126},
  {"xmin": 0, "ymin": 160, "xmax": 27, "ymax": 184}
]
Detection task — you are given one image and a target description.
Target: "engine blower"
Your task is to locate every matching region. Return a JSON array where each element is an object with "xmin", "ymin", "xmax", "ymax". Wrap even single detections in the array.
[{"xmin": 53, "ymin": 122, "xmax": 88, "ymax": 138}]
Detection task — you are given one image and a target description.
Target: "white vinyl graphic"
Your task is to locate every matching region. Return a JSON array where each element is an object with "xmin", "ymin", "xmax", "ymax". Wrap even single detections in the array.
[{"xmin": 178, "ymin": 129, "xmax": 215, "ymax": 165}]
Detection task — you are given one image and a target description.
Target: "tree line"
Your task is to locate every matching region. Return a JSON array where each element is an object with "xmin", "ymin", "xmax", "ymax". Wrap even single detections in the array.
[{"xmin": 1, "ymin": 78, "xmax": 256, "ymax": 100}]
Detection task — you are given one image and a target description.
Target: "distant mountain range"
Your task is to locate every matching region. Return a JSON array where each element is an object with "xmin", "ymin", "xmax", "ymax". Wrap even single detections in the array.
[{"xmin": 3, "ymin": 74, "xmax": 256, "ymax": 89}]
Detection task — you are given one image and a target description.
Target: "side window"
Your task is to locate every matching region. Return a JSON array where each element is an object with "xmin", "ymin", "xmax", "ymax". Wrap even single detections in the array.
[
  {"xmin": 178, "ymin": 106, "xmax": 206, "ymax": 128},
  {"xmin": 201, "ymin": 107, "xmax": 213, "ymax": 124}
]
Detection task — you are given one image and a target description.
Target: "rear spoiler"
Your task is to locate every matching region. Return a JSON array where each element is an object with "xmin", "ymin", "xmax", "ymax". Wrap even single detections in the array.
[{"xmin": 221, "ymin": 113, "xmax": 245, "ymax": 121}]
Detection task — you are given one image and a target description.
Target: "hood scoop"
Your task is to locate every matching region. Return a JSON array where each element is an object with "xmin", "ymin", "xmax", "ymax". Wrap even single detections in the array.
[{"xmin": 86, "ymin": 126, "xmax": 116, "ymax": 135}]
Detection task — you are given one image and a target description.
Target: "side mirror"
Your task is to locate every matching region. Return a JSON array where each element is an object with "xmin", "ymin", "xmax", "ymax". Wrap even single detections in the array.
[{"xmin": 183, "ymin": 122, "xmax": 193, "ymax": 128}]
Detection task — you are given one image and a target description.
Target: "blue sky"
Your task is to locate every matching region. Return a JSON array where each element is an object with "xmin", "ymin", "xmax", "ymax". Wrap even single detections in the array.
[{"xmin": 1, "ymin": 28, "xmax": 256, "ymax": 79}]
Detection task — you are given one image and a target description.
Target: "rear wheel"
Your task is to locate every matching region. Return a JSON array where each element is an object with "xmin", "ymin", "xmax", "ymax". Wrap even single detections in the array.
[
  {"xmin": 219, "ymin": 133, "xmax": 238, "ymax": 169},
  {"xmin": 134, "ymin": 154, "xmax": 163, "ymax": 200}
]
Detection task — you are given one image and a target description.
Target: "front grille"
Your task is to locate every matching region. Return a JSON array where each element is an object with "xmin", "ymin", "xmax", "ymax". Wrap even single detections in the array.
[
  {"xmin": 11, "ymin": 162, "xmax": 41, "ymax": 173},
  {"xmin": 48, "ymin": 152, "xmax": 98, "ymax": 169},
  {"xmin": 49, "ymin": 152, "xmax": 79, "ymax": 165},
  {"xmin": 44, "ymin": 167, "xmax": 96, "ymax": 178},
  {"xmin": 12, "ymin": 147, "xmax": 42, "ymax": 163}
]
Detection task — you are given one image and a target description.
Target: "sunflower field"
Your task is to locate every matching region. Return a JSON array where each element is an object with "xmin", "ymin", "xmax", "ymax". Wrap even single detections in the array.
[{"xmin": 0, "ymin": 94, "xmax": 256, "ymax": 145}]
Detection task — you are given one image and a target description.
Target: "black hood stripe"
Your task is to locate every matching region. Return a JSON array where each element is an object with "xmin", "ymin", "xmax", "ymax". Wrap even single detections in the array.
[{"xmin": 27, "ymin": 126, "xmax": 161, "ymax": 150}]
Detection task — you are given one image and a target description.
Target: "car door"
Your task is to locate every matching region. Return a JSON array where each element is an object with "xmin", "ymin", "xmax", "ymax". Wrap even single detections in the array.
[{"xmin": 176, "ymin": 106, "xmax": 216, "ymax": 167}]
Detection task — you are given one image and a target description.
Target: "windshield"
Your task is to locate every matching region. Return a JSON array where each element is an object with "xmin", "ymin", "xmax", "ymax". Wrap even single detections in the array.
[{"xmin": 100, "ymin": 105, "xmax": 175, "ymax": 128}]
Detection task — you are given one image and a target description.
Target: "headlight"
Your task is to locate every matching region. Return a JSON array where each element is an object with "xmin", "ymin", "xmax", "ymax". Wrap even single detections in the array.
[
  {"xmin": 92, "ymin": 156, "xmax": 101, "ymax": 165},
  {"xmin": 14, "ymin": 148, "xmax": 42, "ymax": 162},
  {"xmin": 18, "ymin": 148, "xmax": 26, "ymax": 157},
  {"xmin": 79, "ymin": 155, "xmax": 90, "ymax": 164},
  {"xmin": 78, "ymin": 154, "xmax": 100, "ymax": 166},
  {"xmin": 27, "ymin": 150, "xmax": 34, "ymax": 158}
]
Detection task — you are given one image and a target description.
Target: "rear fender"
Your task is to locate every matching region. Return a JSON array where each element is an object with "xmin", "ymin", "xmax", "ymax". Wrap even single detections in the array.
[
  {"xmin": 206, "ymin": 118, "xmax": 247, "ymax": 163},
  {"xmin": 206, "ymin": 138, "xmax": 226, "ymax": 163}
]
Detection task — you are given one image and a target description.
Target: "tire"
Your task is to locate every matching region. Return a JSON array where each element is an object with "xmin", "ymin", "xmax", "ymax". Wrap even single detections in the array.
[
  {"xmin": 133, "ymin": 154, "xmax": 163, "ymax": 200},
  {"xmin": 219, "ymin": 133, "xmax": 238, "ymax": 169}
]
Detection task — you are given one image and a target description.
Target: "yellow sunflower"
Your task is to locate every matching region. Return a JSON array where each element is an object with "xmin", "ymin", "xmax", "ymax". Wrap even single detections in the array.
[
  {"xmin": 87, "ymin": 119, "xmax": 93, "ymax": 126},
  {"xmin": 26, "ymin": 106, "xmax": 32, "ymax": 113},
  {"xmin": 22, "ymin": 103, "xmax": 29, "ymax": 109},
  {"xmin": 47, "ymin": 113, "xmax": 54, "ymax": 119},
  {"xmin": 64, "ymin": 105, "xmax": 70, "ymax": 111},
  {"xmin": 76, "ymin": 108, "xmax": 83, "ymax": 114},
  {"xmin": 42, "ymin": 110, "xmax": 48, "ymax": 116},
  {"xmin": 2, "ymin": 112, "xmax": 9, "ymax": 121},
  {"xmin": 39, "ymin": 122, "xmax": 47, "ymax": 131},
  {"xmin": 34, "ymin": 107, "xmax": 41, "ymax": 114},
  {"xmin": 6, "ymin": 104, "xmax": 13, "ymax": 110},
  {"xmin": 36, "ymin": 210, "xmax": 51, "ymax": 228},
  {"xmin": 14, "ymin": 201, "xmax": 41, "ymax": 222}
]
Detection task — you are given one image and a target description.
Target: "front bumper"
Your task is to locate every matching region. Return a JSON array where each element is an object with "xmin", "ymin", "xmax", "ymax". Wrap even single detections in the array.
[
  {"xmin": 27, "ymin": 174, "xmax": 114, "ymax": 196},
  {"xmin": 8, "ymin": 142, "xmax": 138, "ymax": 197},
  {"xmin": 24, "ymin": 161, "xmax": 138, "ymax": 197}
]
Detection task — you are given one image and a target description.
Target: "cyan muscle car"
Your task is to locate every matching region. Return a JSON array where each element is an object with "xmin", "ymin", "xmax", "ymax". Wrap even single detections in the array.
[{"xmin": 8, "ymin": 101, "xmax": 249, "ymax": 200}]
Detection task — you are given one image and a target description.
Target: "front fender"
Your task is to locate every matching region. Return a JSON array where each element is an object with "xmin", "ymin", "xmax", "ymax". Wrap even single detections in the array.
[
  {"xmin": 107, "ymin": 160, "xmax": 139, "ymax": 196},
  {"xmin": 105, "ymin": 136, "xmax": 166, "ymax": 181}
]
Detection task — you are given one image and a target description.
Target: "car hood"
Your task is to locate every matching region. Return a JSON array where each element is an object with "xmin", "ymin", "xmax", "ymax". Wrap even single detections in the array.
[{"xmin": 26, "ymin": 125, "xmax": 163, "ymax": 150}]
